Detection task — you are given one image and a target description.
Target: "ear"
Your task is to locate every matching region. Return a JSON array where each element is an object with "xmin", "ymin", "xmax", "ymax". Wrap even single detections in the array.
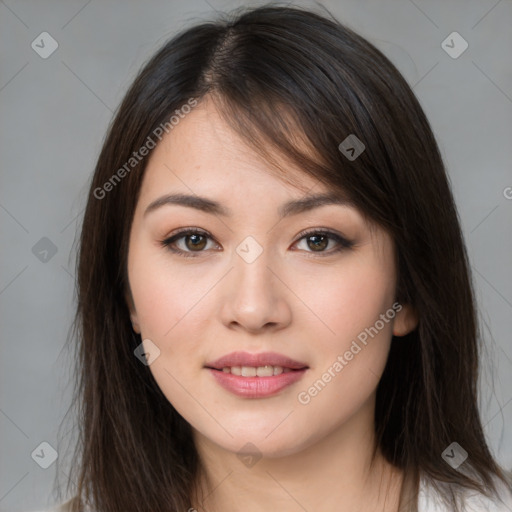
[
  {"xmin": 125, "ymin": 288, "xmax": 141, "ymax": 334},
  {"xmin": 392, "ymin": 303, "xmax": 419, "ymax": 337}
]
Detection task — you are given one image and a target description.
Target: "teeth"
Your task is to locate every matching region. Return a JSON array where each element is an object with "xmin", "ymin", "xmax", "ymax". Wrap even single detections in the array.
[
  {"xmin": 220, "ymin": 365, "xmax": 295, "ymax": 376},
  {"xmin": 256, "ymin": 366, "xmax": 273, "ymax": 377},
  {"xmin": 241, "ymin": 366, "xmax": 257, "ymax": 377}
]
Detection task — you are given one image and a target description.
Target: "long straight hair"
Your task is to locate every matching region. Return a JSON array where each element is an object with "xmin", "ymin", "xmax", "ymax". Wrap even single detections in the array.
[{"xmin": 58, "ymin": 4, "xmax": 510, "ymax": 511}]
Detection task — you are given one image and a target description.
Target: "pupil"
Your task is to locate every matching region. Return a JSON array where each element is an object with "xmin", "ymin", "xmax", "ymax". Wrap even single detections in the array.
[
  {"xmin": 308, "ymin": 235, "xmax": 327, "ymax": 251},
  {"xmin": 187, "ymin": 234, "xmax": 206, "ymax": 250}
]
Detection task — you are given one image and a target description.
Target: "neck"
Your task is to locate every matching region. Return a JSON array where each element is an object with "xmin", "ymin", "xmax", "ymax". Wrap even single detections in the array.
[{"xmin": 190, "ymin": 398, "xmax": 405, "ymax": 512}]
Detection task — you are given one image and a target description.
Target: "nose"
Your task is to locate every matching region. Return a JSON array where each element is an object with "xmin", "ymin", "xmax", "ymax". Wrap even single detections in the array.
[{"xmin": 219, "ymin": 248, "xmax": 292, "ymax": 334}]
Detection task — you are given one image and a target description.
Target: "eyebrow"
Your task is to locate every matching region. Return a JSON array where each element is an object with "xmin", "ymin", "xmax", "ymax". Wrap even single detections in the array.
[{"xmin": 143, "ymin": 192, "xmax": 355, "ymax": 219}]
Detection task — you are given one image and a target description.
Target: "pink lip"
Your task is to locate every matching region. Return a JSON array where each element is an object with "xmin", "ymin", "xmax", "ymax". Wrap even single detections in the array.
[
  {"xmin": 207, "ymin": 368, "xmax": 308, "ymax": 398},
  {"xmin": 205, "ymin": 351, "xmax": 308, "ymax": 370},
  {"xmin": 204, "ymin": 351, "xmax": 309, "ymax": 398}
]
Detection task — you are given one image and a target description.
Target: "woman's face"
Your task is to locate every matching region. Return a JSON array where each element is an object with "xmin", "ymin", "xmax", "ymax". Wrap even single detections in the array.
[{"xmin": 126, "ymin": 98, "xmax": 417, "ymax": 459}]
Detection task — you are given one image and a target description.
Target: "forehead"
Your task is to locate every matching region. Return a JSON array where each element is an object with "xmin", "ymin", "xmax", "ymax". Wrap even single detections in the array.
[{"xmin": 139, "ymin": 98, "xmax": 327, "ymax": 200}]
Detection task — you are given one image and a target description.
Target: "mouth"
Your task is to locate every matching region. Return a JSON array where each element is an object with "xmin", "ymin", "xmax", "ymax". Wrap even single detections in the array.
[
  {"xmin": 204, "ymin": 351, "xmax": 309, "ymax": 398},
  {"xmin": 205, "ymin": 350, "xmax": 309, "ymax": 373},
  {"xmin": 207, "ymin": 365, "xmax": 303, "ymax": 376}
]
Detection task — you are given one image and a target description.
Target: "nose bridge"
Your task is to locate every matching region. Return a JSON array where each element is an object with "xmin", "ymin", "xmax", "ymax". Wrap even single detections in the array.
[
  {"xmin": 220, "ymin": 236, "xmax": 290, "ymax": 331},
  {"xmin": 233, "ymin": 237, "xmax": 276, "ymax": 304}
]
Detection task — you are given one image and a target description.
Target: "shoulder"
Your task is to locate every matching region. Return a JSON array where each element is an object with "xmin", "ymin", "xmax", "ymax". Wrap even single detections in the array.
[{"xmin": 417, "ymin": 473, "xmax": 512, "ymax": 511}]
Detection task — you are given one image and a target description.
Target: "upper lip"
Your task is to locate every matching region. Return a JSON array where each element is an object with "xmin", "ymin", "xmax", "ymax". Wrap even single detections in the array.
[{"xmin": 205, "ymin": 351, "xmax": 309, "ymax": 370}]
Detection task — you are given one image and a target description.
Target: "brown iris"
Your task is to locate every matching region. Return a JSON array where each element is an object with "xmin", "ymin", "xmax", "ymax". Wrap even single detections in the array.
[
  {"xmin": 307, "ymin": 234, "xmax": 329, "ymax": 251},
  {"xmin": 185, "ymin": 233, "xmax": 207, "ymax": 251}
]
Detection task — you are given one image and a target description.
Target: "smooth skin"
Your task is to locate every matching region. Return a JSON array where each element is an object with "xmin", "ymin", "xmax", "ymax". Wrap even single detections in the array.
[{"xmin": 126, "ymin": 96, "xmax": 419, "ymax": 512}]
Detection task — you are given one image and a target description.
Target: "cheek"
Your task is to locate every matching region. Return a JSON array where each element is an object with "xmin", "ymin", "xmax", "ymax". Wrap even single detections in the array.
[
  {"xmin": 128, "ymin": 240, "xmax": 215, "ymax": 342},
  {"xmin": 295, "ymin": 253, "xmax": 396, "ymax": 351},
  {"xmin": 293, "ymin": 254, "xmax": 396, "ymax": 405},
  {"xmin": 128, "ymin": 244, "xmax": 214, "ymax": 413}
]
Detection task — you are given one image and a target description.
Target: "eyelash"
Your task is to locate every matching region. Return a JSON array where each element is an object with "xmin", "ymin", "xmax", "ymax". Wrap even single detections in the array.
[{"xmin": 158, "ymin": 227, "xmax": 354, "ymax": 259}]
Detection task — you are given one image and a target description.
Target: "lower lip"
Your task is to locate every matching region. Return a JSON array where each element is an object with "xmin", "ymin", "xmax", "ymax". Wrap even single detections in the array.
[{"xmin": 207, "ymin": 368, "xmax": 307, "ymax": 398}]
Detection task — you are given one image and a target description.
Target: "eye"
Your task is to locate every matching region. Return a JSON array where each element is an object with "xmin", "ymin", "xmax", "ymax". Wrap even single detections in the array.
[
  {"xmin": 159, "ymin": 227, "xmax": 354, "ymax": 258},
  {"xmin": 292, "ymin": 228, "xmax": 354, "ymax": 255},
  {"xmin": 159, "ymin": 228, "xmax": 219, "ymax": 258}
]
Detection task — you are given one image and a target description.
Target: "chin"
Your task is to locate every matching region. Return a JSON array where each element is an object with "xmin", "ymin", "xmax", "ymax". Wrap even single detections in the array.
[{"xmin": 195, "ymin": 422, "xmax": 316, "ymax": 460}]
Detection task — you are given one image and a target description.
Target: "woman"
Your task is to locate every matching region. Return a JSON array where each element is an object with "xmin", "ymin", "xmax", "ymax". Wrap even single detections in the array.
[{"xmin": 38, "ymin": 4, "xmax": 511, "ymax": 512}]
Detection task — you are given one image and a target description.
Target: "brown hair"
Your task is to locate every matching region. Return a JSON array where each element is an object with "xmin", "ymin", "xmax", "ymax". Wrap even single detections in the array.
[{"xmin": 56, "ymin": 4, "xmax": 510, "ymax": 511}]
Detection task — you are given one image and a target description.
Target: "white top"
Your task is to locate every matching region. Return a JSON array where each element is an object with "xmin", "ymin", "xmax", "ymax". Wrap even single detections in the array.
[{"xmin": 29, "ymin": 475, "xmax": 512, "ymax": 511}]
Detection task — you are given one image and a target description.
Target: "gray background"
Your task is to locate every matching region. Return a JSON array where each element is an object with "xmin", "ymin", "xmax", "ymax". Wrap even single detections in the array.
[{"xmin": 1, "ymin": 0, "xmax": 511, "ymax": 510}]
